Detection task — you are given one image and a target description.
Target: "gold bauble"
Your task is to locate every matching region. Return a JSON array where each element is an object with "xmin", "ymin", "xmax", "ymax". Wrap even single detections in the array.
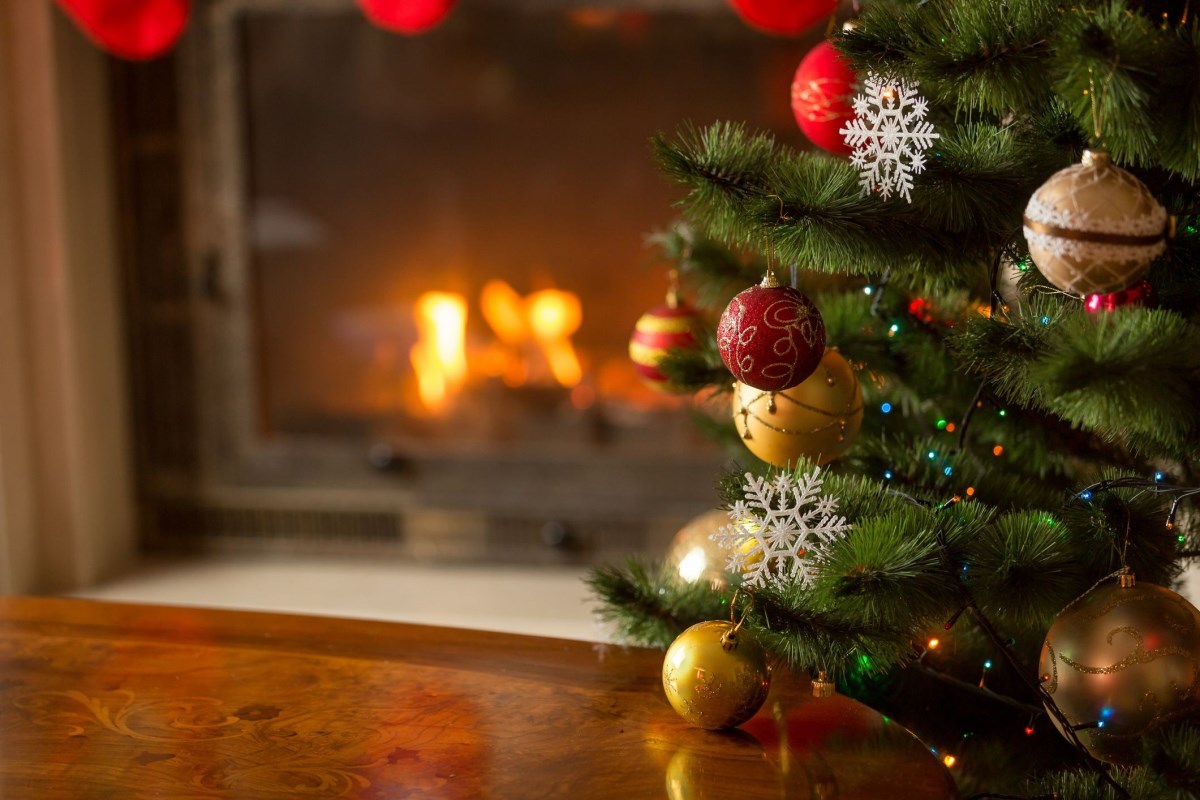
[
  {"xmin": 667, "ymin": 510, "xmax": 732, "ymax": 588},
  {"xmin": 733, "ymin": 348, "xmax": 863, "ymax": 467},
  {"xmin": 662, "ymin": 620, "xmax": 771, "ymax": 730},
  {"xmin": 666, "ymin": 510, "xmax": 763, "ymax": 588},
  {"xmin": 664, "ymin": 733, "xmax": 782, "ymax": 800},
  {"xmin": 1023, "ymin": 149, "xmax": 1168, "ymax": 296},
  {"xmin": 1039, "ymin": 572, "xmax": 1200, "ymax": 764}
]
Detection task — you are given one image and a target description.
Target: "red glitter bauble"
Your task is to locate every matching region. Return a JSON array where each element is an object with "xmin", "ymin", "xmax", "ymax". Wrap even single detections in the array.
[
  {"xmin": 358, "ymin": 0, "xmax": 455, "ymax": 34},
  {"xmin": 1083, "ymin": 280, "xmax": 1155, "ymax": 313},
  {"xmin": 726, "ymin": 0, "xmax": 836, "ymax": 36},
  {"xmin": 718, "ymin": 279, "xmax": 825, "ymax": 392},
  {"xmin": 628, "ymin": 303, "xmax": 703, "ymax": 394},
  {"xmin": 54, "ymin": 0, "xmax": 188, "ymax": 60},
  {"xmin": 790, "ymin": 40, "xmax": 856, "ymax": 155}
]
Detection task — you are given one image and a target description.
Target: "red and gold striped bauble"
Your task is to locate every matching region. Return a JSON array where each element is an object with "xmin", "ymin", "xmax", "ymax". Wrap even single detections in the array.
[{"xmin": 629, "ymin": 304, "xmax": 703, "ymax": 394}]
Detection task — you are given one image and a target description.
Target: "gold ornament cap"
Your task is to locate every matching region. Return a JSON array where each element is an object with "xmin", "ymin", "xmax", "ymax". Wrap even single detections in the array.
[
  {"xmin": 1081, "ymin": 149, "xmax": 1110, "ymax": 168},
  {"xmin": 812, "ymin": 671, "xmax": 836, "ymax": 698},
  {"xmin": 1119, "ymin": 568, "xmax": 1136, "ymax": 589}
]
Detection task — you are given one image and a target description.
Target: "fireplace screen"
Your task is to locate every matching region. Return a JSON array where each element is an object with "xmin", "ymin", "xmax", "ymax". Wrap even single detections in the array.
[{"xmin": 117, "ymin": 0, "xmax": 807, "ymax": 561}]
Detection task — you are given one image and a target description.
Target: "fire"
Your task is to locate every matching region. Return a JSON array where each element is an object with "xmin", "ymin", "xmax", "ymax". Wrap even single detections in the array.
[
  {"xmin": 409, "ymin": 282, "xmax": 583, "ymax": 414},
  {"xmin": 480, "ymin": 280, "xmax": 528, "ymax": 345},
  {"xmin": 526, "ymin": 289, "xmax": 582, "ymax": 387},
  {"xmin": 410, "ymin": 291, "xmax": 468, "ymax": 413},
  {"xmin": 479, "ymin": 280, "xmax": 583, "ymax": 388}
]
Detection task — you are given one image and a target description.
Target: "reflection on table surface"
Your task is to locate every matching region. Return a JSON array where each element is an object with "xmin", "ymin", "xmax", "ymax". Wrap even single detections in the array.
[{"xmin": 0, "ymin": 597, "xmax": 956, "ymax": 799}]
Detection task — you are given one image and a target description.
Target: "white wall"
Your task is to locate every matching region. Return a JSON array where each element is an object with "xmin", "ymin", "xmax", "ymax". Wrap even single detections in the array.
[{"xmin": 0, "ymin": 2, "xmax": 135, "ymax": 593}]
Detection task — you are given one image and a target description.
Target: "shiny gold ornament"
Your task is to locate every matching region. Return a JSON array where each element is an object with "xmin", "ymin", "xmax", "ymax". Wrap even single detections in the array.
[
  {"xmin": 666, "ymin": 510, "xmax": 732, "ymax": 587},
  {"xmin": 662, "ymin": 620, "xmax": 771, "ymax": 730},
  {"xmin": 1039, "ymin": 570, "xmax": 1200, "ymax": 764},
  {"xmin": 665, "ymin": 510, "xmax": 761, "ymax": 589},
  {"xmin": 1023, "ymin": 149, "xmax": 1168, "ymax": 295},
  {"xmin": 733, "ymin": 348, "xmax": 863, "ymax": 467}
]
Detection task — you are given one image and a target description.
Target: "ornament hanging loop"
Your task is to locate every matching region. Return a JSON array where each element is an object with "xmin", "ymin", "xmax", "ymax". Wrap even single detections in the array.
[
  {"xmin": 760, "ymin": 195, "xmax": 792, "ymax": 288},
  {"xmin": 723, "ymin": 589, "xmax": 755, "ymax": 650},
  {"xmin": 1087, "ymin": 59, "xmax": 1119, "ymax": 149},
  {"xmin": 761, "ymin": 235, "xmax": 781, "ymax": 288},
  {"xmin": 666, "ymin": 268, "xmax": 681, "ymax": 309}
]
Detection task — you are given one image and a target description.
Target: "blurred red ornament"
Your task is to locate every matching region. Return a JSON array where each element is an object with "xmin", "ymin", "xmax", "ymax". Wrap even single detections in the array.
[
  {"xmin": 718, "ymin": 277, "xmax": 825, "ymax": 392},
  {"xmin": 54, "ymin": 0, "xmax": 188, "ymax": 60},
  {"xmin": 726, "ymin": 0, "xmax": 837, "ymax": 36},
  {"xmin": 628, "ymin": 303, "xmax": 704, "ymax": 394},
  {"xmin": 1083, "ymin": 280, "xmax": 1155, "ymax": 313},
  {"xmin": 790, "ymin": 40, "xmax": 856, "ymax": 154},
  {"xmin": 907, "ymin": 297, "xmax": 937, "ymax": 324},
  {"xmin": 358, "ymin": 0, "xmax": 455, "ymax": 34}
]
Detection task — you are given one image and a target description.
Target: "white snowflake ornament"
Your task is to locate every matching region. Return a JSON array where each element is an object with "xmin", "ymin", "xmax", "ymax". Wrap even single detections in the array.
[
  {"xmin": 710, "ymin": 468, "xmax": 850, "ymax": 591},
  {"xmin": 839, "ymin": 72, "xmax": 940, "ymax": 203}
]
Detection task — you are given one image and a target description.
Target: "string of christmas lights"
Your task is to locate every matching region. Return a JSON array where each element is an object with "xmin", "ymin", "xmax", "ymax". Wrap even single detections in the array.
[{"xmin": 880, "ymin": 487, "xmax": 1138, "ymax": 797}]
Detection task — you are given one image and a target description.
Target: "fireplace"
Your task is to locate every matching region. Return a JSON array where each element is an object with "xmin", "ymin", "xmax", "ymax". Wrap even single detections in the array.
[{"xmin": 114, "ymin": 0, "xmax": 807, "ymax": 563}]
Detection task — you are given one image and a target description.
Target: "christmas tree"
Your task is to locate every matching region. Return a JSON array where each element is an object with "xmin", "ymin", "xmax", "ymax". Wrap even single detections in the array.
[{"xmin": 591, "ymin": 1, "xmax": 1200, "ymax": 796}]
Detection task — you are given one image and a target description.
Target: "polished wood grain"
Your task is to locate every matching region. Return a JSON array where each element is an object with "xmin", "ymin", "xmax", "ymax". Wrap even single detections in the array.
[{"xmin": 0, "ymin": 597, "xmax": 958, "ymax": 799}]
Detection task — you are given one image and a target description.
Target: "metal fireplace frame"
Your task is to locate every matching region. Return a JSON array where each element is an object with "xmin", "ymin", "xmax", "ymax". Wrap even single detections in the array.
[{"xmin": 119, "ymin": 0, "xmax": 730, "ymax": 562}]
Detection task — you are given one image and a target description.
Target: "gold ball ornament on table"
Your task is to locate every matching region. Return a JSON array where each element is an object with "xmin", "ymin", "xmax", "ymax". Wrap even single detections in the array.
[
  {"xmin": 733, "ymin": 348, "xmax": 864, "ymax": 468},
  {"xmin": 662, "ymin": 620, "xmax": 771, "ymax": 730},
  {"xmin": 1039, "ymin": 569, "xmax": 1200, "ymax": 764},
  {"xmin": 1023, "ymin": 149, "xmax": 1169, "ymax": 296}
]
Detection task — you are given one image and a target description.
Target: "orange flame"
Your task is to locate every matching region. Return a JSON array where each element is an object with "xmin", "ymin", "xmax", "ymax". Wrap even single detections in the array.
[
  {"xmin": 526, "ymin": 289, "xmax": 582, "ymax": 387},
  {"xmin": 479, "ymin": 281, "xmax": 583, "ymax": 388},
  {"xmin": 410, "ymin": 291, "xmax": 468, "ymax": 413},
  {"xmin": 480, "ymin": 280, "xmax": 528, "ymax": 345}
]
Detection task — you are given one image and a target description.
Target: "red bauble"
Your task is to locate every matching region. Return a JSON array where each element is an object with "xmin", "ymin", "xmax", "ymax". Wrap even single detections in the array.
[
  {"xmin": 718, "ymin": 278, "xmax": 825, "ymax": 392},
  {"xmin": 791, "ymin": 40, "xmax": 856, "ymax": 155},
  {"xmin": 54, "ymin": 0, "xmax": 188, "ymax": 60},
  {"xmin": 1084, "ymin": 280, "xmax": 1156, "ymax": 313},
  {"xmin": 358, "ymin": 0, "xmax": 455, "ymax": 35},
  {"xmin": 628, "ymin": 303, "xmax": 703, "ymax": 394},
  {"xmin": 726, "ymin": 0, "xmax": 837, "ymax": 36}
]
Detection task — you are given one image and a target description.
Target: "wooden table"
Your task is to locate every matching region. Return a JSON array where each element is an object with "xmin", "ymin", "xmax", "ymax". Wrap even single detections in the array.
[{"xmin": 0, "ymin": 597, "xmax": 958, "ymax": 798}]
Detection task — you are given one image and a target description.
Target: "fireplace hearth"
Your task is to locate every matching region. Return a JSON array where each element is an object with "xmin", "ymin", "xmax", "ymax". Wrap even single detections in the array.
[{"xmin": 115, "ymin": 0, "xmax": 809, "ymax": 562}]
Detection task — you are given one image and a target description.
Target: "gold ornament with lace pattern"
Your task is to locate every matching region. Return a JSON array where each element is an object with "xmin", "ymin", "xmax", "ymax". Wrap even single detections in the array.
[
  {"xmin": 1038, "ymin": 569, "xmax": 1200, "ymax": 764},
  {"xmin": 662, "ymin": 619, "xmax": 771, "ymax": 730},
  {"xmin": 1023, "ymin": 149, "xmax": 1169, "ymax": 296},
  {"xmin": 733, "ymin": 348, "xmax": 863, "ymax": 467}
]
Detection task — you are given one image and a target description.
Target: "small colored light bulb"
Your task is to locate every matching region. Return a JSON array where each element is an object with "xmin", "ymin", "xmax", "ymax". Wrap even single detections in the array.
[
  {"xmin": 881, "ymin": 402, "xmax": 892, "ymax": 414},
  {"xmin": 883, "ymin": 470, "xmax": 894, "ymax": 480},
  {"xmin": 927, "ymin": 637, "xmax": 940, "ymax": 650},
  {"xmin": 942, "ymin": 754, "xmax": 956, "ymax": 768},
  {"xmin": 983, "ymin": 659, "xmax": 993, "ymax": 670}
]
